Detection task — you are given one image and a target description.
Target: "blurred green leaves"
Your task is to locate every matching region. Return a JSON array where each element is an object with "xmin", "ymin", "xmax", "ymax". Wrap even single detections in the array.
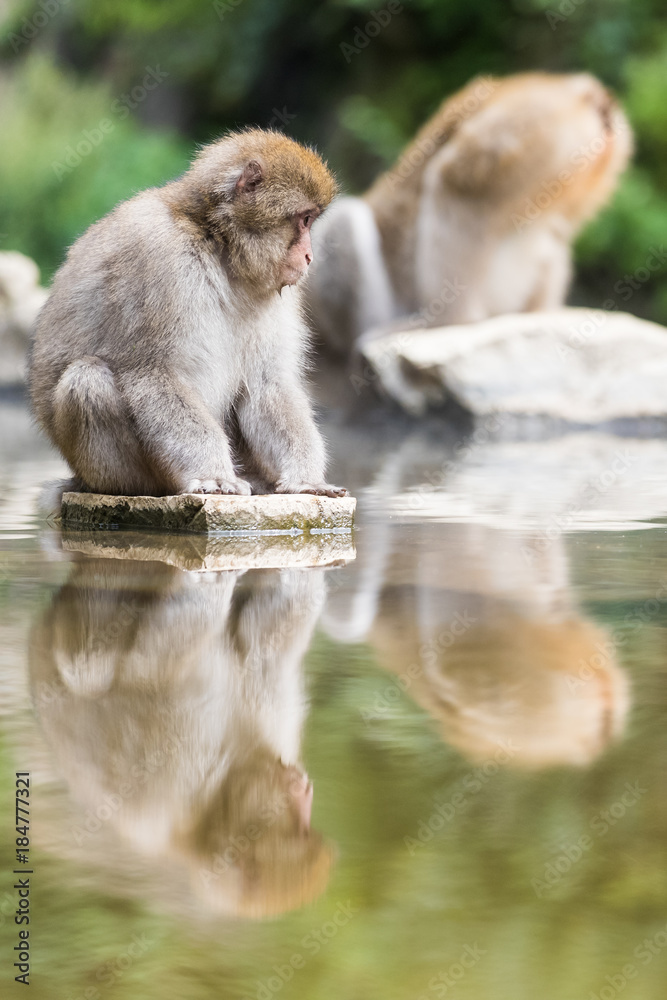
[
  {"xmin": 0, "ymin": 53, "xmax": 189, "ymax": 278},
  {"xmin": 0, "ymin": 0, "xmax": 666, "ymax": 314},
  {"xmin": 625, "ymin": 36, "xmax": 667, "ymax": 169}
]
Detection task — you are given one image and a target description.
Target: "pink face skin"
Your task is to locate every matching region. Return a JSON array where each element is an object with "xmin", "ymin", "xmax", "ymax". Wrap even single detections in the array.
[
  {"xmin": 286, "ymin": 768, "xmax": 314, "ymax": 834},
  {"xmin": 280, "ymin": 208, "xmax": 319, "ymax": 288}
]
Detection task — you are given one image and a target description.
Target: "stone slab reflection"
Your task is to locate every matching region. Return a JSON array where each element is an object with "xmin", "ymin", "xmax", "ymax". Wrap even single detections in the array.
[{"xmin": 61, "ymin": 527, "xmax": 356, "ymax": 571}]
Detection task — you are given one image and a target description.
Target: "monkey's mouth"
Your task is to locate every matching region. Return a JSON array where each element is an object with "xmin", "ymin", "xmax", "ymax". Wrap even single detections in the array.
[
  {"xmin": 282, "ymin": 764, "xmax": 313, "ymax": 833},
  {"xmin": 280, "ymin": 267, "xmax": 306, "ymax": 288}
]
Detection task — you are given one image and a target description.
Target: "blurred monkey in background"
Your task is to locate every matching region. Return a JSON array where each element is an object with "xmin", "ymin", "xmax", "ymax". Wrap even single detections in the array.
[{"xmin": 306, "ymin": 73, "xmax": 632, "ymax": 355}]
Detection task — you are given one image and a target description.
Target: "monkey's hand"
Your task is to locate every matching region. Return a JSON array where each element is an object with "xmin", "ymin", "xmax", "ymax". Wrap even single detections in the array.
[
  {"xmin": 276, "ymin": 482, "xmax": 350, "ymax": 498},
  {"xmin": 186, "ymin": 477, "xmax": 252, "ymax": 495}
]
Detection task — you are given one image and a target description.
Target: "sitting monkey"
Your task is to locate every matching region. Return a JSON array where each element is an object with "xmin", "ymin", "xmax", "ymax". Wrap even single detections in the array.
[
  {"xmin": 305, "ymin": 73, "xmax": 632, "ymax": 355},
  {"xmin": 29, "ymin": 130, "xmax": 347, "ymax": 498}
]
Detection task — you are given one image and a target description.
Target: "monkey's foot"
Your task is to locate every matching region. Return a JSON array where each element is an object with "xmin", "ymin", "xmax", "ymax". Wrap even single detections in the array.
[
  {"xmin": 277, "ymin": 483, "xmax": 350, "ymax": 498},
  {"xmin": 186, "ymin": 477, "xmax": 252, "ymax": 496}
]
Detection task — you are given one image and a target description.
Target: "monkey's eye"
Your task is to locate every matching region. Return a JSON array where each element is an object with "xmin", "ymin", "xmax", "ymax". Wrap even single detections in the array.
[{"xmin": 303, "ymin": 215, "xmax": 312, "ymax": 228}]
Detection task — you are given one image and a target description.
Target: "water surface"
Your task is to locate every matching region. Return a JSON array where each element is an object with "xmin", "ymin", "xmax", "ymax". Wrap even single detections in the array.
[{"xmin": 1, "ymin": 395, "xmax": 666, "ymax": 1000}]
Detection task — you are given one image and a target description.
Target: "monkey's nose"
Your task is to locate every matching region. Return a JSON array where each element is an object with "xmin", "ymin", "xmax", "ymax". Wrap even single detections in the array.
[{"xmin": 305, "ymin": 252, "xmax": 312, "ymax": 266}]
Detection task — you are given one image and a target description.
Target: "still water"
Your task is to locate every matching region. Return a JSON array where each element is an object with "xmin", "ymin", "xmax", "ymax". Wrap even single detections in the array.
[{"xmin": 1, "ymin": 393, "xmax": 666, "ymax": 1000}]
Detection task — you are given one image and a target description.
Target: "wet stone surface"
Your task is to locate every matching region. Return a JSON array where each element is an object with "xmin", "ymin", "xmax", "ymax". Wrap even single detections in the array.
[{"xmin": 60, "ymin": 491, "xmax": 357, "ymax": 535}]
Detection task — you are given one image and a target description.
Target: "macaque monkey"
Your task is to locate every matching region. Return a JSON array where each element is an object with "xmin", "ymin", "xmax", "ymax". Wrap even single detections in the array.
[
  {"xmin": 305, "ymin": 73, "xmax": 632, "ymax": 355},
  {"xmin": 30, "ymin": 559, "xmax": 334, "ymax": 918},
  {"xmin": 29, "ymin": 130, "xmax": 348, "ymax": 498}
]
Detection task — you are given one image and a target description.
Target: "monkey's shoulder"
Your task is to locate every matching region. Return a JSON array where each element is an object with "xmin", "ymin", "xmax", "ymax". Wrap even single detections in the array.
[
  {"xmin": 46, "ymin": 190, "xmax": 214, "ymax": 321},
  {"xmin": 67, "ymin": 190, "xmax": 180, "ymax": 265}
]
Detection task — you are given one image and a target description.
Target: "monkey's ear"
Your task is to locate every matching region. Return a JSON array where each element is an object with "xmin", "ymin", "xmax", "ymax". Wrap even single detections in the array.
[
  {"xmin": 440, "ymin": 132, "xmax": 522, "ymax": 196},
  {"xmin": 235, "ymin": 160, "xmax": 264, "ymax": 196}
]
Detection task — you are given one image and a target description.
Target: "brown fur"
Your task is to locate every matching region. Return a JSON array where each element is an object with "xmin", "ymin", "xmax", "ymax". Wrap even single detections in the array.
[
  {"xmin": 367, "ymin": 72, "xmax": 630, "ymax": 310},
  {"xmin": 371, "ymin": 607, "xmax": 628, "ymax": 768},
  {"xmin": 171, "ymin": 129, "xmax": 338, "ymax": 290}
]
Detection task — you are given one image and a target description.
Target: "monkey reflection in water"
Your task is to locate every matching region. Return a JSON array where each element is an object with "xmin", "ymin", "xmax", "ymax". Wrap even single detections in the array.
[
  {"xmin": 324, "ymin": 518, "xmax": 629, "ymax": 769},
  {"xmin": 29, "ymin": 560, "xmax": 333, "ymax": 918}
]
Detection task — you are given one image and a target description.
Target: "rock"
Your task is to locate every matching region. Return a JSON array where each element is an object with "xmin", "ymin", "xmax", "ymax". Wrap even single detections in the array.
[
  {"xmin": 0, "ymin": 251, "xmax": 49, "ymax": 386},
  {"xmin": 60, "ymin": 527, "xmax": 355, "ymax": 571},
  {"xmin": 359, "ymin": 307, "xmax": 667, "ymax": 422},
  {"xmin": 60, "ymin": 491, "xmax": 356, "ymax": 535}
]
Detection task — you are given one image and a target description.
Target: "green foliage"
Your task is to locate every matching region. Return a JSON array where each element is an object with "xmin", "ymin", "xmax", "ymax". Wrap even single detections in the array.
[
  {"xmin": 625, "ymin": 35, "xmax": 667, "ymax": 172},
  {"xmin": 0, "ymin": 0, "xmax": 666, "ymax": 313},
  {"xmin": 0, "ymin": 54, "xmax": 189, "ymax": 279}
]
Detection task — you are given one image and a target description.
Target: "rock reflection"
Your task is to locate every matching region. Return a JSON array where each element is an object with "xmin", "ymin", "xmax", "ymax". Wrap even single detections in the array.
[{"xmin": 29, "ymin": 557, "xmax": 334, "ymax": 918}]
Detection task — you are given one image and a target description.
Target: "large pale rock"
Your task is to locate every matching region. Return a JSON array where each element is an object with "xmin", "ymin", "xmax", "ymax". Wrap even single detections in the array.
[
  {"xmin": 0, "ymin": 251, "xmax": 49, "ymax": 386},
  {"xmin": 61, "ymin": 491, "xmax": 356, "ymax": 535},
  {"xmin": 359, "ymin": 308, "xmax": 667, "ymax": 421},
  {"xmin": 61, "ymin": 528, "xmax": 355, "ymax": 571}
]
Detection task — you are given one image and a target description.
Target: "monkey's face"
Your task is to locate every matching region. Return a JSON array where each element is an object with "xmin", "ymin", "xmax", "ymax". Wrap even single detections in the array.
[
  {"xmin": 193, "ymin": 130, "xmax": 338, "ymax": 293},
  {"xmin": 230, "ymin": 157, "xmax": 326, "ymax": 291},
  {"xmin": 223, "ymin": 201, "xmax": 321, "ymax": 293},
  {"xmin": 278, "ymin": 207, "xmax": 320, "ymax": 288},
  {"xmin": 189, "ymin": 756, "xmax": 334, "ymax": 918},
  {"xmin": 554, "ymin": 75, "xmax": 632, "ymax": 223}
]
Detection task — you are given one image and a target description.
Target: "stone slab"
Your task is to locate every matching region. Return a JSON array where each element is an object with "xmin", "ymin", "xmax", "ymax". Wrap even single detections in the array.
[{"xmin": 61, "ymin": 491, "xmax": 356, "ymax": 535}]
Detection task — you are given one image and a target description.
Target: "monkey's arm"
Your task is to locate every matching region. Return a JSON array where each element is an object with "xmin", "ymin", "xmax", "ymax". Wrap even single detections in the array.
[
  {"xmin": 116, "ymin": 369, "xmax": 251, "ymax": 495},
  {"xmin": 523, "ymin": 237, "xmax": 572, "ymax": 311},
  {"xmin": 126, "ymin": 572, "xmax": 242, "ymax": 681},
  {"xmin": 236, "ymin": 376, "xmax": 346, "ymax": 497},
  {"xmin": 232, "ymin": 569, "xmax": 326, "ymax": 674}
]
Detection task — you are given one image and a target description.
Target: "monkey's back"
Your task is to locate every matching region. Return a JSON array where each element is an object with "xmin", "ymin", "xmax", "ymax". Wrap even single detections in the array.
[{"xmin": 28, "ymin": 187, "xmax": 216, "ymax": 432}]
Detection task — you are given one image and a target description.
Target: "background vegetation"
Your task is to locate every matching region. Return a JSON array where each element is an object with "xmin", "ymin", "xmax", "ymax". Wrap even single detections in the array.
[{"xmin": 1, "ymin": 0, "xmax": 667, "ymax": 319}]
